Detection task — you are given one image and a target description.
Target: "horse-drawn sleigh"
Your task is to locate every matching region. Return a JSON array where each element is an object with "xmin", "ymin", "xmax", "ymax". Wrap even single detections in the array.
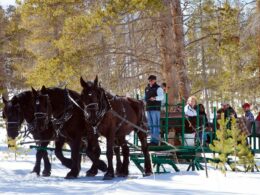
[{"xmin": 2, "ymin": 76, "xmax": 260, "ymax": 179}]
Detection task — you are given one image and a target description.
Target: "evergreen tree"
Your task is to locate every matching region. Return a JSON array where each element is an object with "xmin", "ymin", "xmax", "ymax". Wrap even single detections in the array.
[
  {"xmin": 210, "ymin": 115, "xmax": 255, "ymax": 174},
  {"xmin": 209, "ymin": 114, "xmax": 233, "ymax": 175},
  {"xmin": 19, "ymin": 0, "xmax": 87, "ymax": 89}
]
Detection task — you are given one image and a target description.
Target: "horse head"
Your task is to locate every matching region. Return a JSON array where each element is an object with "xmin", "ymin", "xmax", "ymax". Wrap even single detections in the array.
[
  {"xmin": 2, "ymin": 96, "xmax": 23, "ymax": 142},
  {"xmin": 31, "ymin": 86, "xmax": 52, "ymax": 133},
  {"xmin": 80, "ymin": 76, "xmax": 103, "ymax": 122}
]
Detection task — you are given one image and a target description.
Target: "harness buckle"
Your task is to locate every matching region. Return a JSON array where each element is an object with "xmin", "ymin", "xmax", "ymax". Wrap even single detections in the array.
[{"xmin": 93, "ymin": 126, "xmax": 97, "ymax": 135}]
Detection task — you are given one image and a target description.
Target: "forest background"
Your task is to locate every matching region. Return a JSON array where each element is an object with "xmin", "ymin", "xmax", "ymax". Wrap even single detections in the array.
[{"xmin": 1, "ymin": 0, "xmax": 260, "ymax": 117}]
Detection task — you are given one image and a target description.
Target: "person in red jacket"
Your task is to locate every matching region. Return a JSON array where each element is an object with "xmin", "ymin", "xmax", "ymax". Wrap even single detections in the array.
[{"xmin": 255, "ymin": 112, "xmax": 260, "ymax": 121}]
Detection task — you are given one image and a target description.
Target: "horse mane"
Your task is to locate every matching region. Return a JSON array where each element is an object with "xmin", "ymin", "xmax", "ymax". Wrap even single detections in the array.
[
  {"xmin": 13, "ymin": 90, "xmax": 33, "ymax": 105},
  {"xmin": 46, "ymin": 87, "xmax": 80, "ymax": 99}
]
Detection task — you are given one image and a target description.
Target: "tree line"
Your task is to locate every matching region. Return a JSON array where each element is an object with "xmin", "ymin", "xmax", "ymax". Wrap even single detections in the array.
[{"xmin": 0, "ymin": 0, "xmax": 260, "ymax": 115}]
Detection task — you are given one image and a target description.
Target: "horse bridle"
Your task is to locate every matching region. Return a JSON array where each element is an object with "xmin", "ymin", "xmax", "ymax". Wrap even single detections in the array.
[
  {"xmin": 35, "ymin": 89, "xmax": 74, "ymax": 140},
  {"xmin": 34, "ymin": 94, "xmax": 51, "ymax": 133},
  {"xmin": 83, "ymin": 87, "xmax": 128, "ymax": 134},
  {"xmin": 5, "ymin": 103, "xmax": 23, "ymax": 130},
  {"xmin": 84, "ymin": 88, "xmax": 110, "ymax": 126}
]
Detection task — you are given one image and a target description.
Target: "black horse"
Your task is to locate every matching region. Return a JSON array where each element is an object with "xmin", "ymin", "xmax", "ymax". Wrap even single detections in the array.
[
  {"xmin": 80, "ymin": 76, "xmax": 152, "ymax": 180},
  {"xmin": 2, "ymin": 91, "xmax": 53, "ymax": 176},
  {"xmin": 32, "ymin": 86, "xmax": 107, "ymax": 179}
]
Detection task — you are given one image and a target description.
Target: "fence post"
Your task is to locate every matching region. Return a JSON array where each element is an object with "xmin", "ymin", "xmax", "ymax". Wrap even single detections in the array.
[
  {"xmin": 196, "ymin": 105, "xmax": 200, "ymax": 129},
  {"xmin": 181, "ymin": 99, "xmax": 185, "ymax": 146},
  {"xmin": 202, "ymin": 115, "xmax": 206, "ymax": 146},
  {"xmin": 196, "ymin": 106, "xmax": 200, "ymax": 146},
  {"xmin": 165, "ymin": 93, "xmax": 169, "ymax": 142},
  {"xmin": 134, "ymin": 94, "xmax": 140, "ymax": 146},
  {"xmin": 252, "ymin": 122, "xmax": 256, "ymax": 150},
  {"xmin": 213, "ymin": 107, "xmax": 217, "ymax": 140}
]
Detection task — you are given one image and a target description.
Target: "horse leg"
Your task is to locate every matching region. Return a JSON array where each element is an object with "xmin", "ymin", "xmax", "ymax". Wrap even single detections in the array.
[
  {"xmin": 86, "ymin": 136, "xmax": 107, "ymax": 176},
  {"xmin": 41, "ymin": 141, "xmax": 51, "ymax": 177},
  {"xmin": 65, "ymin": 137, "xmax": 81, "ymax": 179},
  {"xmin": 117, "ymin": 137, "xmax": 129, "ymax": 177},
  {"xmin": 103, "ymin": 136, "xmax": 115, "ymax": 180},
  {"xmin": 31, "ymin": 147, "xmax": 43, "ymax": 176},
  {"xmin": 137, "ymin": 130, "xmax": 152, "ymax": 176},
  {"xmin": 85, "ymin": 142, "xmax": 98, "ymax": 176},
  {"xmin": 114, "ymin": 145, "xmax": 122, "ymax": 176},
  {"xmin": 54, "ymin": 139, "xmax": 72, "ymax": 169}
]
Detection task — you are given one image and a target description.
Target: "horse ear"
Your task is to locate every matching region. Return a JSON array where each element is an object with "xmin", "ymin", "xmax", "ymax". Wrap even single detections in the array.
[
  {"xmin": 94, "ymin": 75, "xmax": 98, "ymax": 88},
  {"xmin": 12, "ymin": 96, "xmax": 18, "ymax": 105},
  {"xmin": 31, "ymin": 87, "xmax": 37, "ymax": 97},
  {"xmin": 2, "ymin": 96, "xmax": 7, "ymax": 104},
  {"xmin": 80, "ymin": 76, "xmax": 87, "ymax": 88},
  {"xmin": 41, "ymin": 85, "xmax": 47, "ymax": 93},
  {"xmin": 2, "ymin": 111, "xmax": 6, "ymax": 119}
]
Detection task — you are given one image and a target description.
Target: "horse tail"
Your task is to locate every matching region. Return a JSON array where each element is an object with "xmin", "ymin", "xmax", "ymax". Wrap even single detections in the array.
[
  {"xmin": 139, "ymin": 100, "xmax": 148, "ymax": 131},
  {"xmin": 126, "ymin": 97, "xmax": 147, "ymax": 130}
]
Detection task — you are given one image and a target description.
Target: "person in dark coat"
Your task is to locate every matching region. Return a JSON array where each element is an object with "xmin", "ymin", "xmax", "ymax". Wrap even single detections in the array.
[
  {"xmin": 217, "ymin": 103, "xmax": 237, "ymax": 119},
  {"xmin": 145, "ymin": 75, "xmax": 164, "ymax": 146}
]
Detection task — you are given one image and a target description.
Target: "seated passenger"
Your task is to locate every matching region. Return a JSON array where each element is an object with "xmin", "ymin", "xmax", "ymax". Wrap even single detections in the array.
[
  {"xmin": 242, "ymin": 103, "xmax": 254, "ymax": 122},
  {"xmin": 217, "ymin": 102, "xmax": 237, "ymax": 119},
  {"xmin": 195, "ymin": 103, "xmax": 208, "ymax": 123},
  {"xmin": 184, "ymin": 96, "xmax": 197, "ymax": 117}
]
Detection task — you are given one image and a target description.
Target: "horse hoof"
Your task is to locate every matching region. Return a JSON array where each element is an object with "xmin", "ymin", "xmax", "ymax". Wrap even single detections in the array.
[
  {"xmin": 42, "ymin": 171, "xmax": 51, "ymax": 177},
  {"xmin": 143, "ymin": 172, "xmax": 153, "ymax": 177},
  {"xmin": 117, "ymin": 169, "xmax": 129, "ymax": 177},
  {"xmin": 65, "ymin": 172, "xmax": 78, "ymax": 179},
  {"xmin": 86, "ymin": 173, "xmax": 96, "ymax": 177},
  {"xmin": 31, "ymin": 171, "xmax": 40, "ymax": 176},
  {"xmin": 98, "ymin": 160, "xmax": 108, "ymax": 172},
  {"xmin": 86, "ymin": 172, "xmax": 97, "ymax": 177},
  {"xmin": 86, "ymin": 167, "xmax": 98, "ymax": 177},
  {"xmin": 115, "ymin": 170, "xmax": 120, "ymax": 176},
  {"xmin": 103, "ymin": 173, "xmax": 114, "ymax": 180}
]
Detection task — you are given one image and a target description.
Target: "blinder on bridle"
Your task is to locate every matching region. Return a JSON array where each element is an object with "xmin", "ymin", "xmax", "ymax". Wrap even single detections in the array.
[
  {"xmin": 3, "ymin": 101, "xmax": 23, "ymax": 140},
  {"xmin": 83, "ymin": 90, "xmax": 101, "ymax": 120},
  {"xmin": 84, "ymin": 89, "xmax": 99, "ymax": 109},
  {"xmin": 83, "ymin": 86, "xmax": 109, "ymax": 126},
  {"xmin": 34, "ymin": 94, "xmax": 51, "ymax": 131},
  {"xmin": 5, "ymin": 103, "xmax": 23, "ymax": 129}
]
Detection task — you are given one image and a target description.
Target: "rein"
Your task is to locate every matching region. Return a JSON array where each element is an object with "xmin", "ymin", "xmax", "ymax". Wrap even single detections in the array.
[{"xmin": 50, "ymin": 89, "xmax": 74, "ymax": 140}]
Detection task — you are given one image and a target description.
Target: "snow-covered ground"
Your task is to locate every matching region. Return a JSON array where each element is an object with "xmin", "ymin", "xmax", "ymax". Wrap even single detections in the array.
[{"xmin": 1, "ymin": 124, "xmax": 260, "ymax": 194}]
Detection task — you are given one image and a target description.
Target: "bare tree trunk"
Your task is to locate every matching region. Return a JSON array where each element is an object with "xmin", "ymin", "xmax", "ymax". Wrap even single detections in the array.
[
  {"xmin": 159, "ymin": 10, "xmax": 180, "ymax": 105},
  {"xmin": 199, "ymin": 0, "xmax": 210, "ymax": 115},
  {"xmin": 257, "ymin": 0, "xmax": 260, "ymax": 80},
  {"xmin": 0, "ymin": 55, "xmax": 9, "ymax": 99},
  {"xmin": 169, "ymin": 0, "xmax": 190, "ymax": 100},
  {"xmin": 159, "ymin": 0, "xmax": 190, "ymax": 104}
]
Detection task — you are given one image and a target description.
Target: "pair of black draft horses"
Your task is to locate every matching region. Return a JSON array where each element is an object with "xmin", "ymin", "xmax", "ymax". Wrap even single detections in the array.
[{"xmin": 2, "ymin": 76, "xmax": 152, "ymax": 180}]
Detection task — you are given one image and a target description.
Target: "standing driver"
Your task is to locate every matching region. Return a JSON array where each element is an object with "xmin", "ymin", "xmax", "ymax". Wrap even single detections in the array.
[{"xmin": 145, "ymin": 75, "xmax": 164, "ymax": 146}]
